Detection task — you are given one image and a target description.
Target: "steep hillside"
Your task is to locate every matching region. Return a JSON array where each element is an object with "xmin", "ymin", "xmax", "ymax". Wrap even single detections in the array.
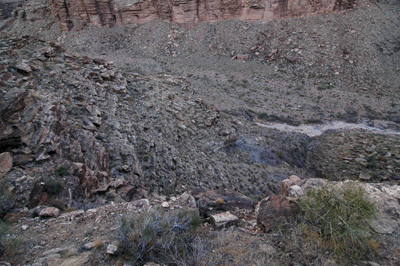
[
  {"xmin": 6, "ymin": 0, "xmax": 400, "ymax": 127},
  {"xmin": 0, "ymin": 0, "xmax": 400, "ymax": 265}
]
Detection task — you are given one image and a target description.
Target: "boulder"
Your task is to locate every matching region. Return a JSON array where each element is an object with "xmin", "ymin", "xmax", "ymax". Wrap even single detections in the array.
[
  {"xmin": 0, "ymin": 152, "xmax": 12, "ymax": 178},
  {"xmin": 128, "ymin": 199, "xmax": 150, "ymax": 210},
  {"xmin": 255, "ymin": 195, "xmax": 295, "ymax": 232},
  {"xmin": 364, "ymin": 183, "xmax": 400, "ymax": 234},
  {"xmin": 210, "ymin": 211, "xmax": 239, "ymax": 230},
  {"xmin": 280, "ymin": 175, "xmax": 301, "ymax": 196},
  {"xmin": 116, "ymin": 185, "xmax": 136, "ymax": 201},
  {"xmin": 178, "ymin": 192, "xmax": 196, "ymax": 208},
  {"xmin": 15, "ymin": 61, "xmax": 32, "ymax": 75},
  {"xmin": 287, "ymin": 185, "xmax": 304, "ymax": 198},
  {"xmin": 39, "ymin": 207, "xmax": 61, "ymax": 218},
  {"xmin": 190, "ymin": 188, "xmax": 253, "ymax": 217},
  {"xmin": 106, "ymin": 244, "xmax": 118, "ymax": 255}
]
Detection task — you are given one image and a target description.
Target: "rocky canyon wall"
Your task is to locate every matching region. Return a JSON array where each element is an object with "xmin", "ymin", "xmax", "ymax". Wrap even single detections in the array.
[{"xmin": 12, "ymin": 0, "xmax": 366, "ymax": 31}]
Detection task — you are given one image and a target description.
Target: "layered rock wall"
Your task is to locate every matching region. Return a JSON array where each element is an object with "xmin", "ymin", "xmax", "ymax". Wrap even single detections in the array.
[{"xmin": 37, "ymin": 0, "xmax": 364, "ymax": 30}]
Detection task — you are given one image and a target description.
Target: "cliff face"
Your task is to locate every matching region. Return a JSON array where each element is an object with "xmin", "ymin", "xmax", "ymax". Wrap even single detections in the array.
[{"xmin": 24, "ymin": 0, "xmax": 364, "ymax": 30}]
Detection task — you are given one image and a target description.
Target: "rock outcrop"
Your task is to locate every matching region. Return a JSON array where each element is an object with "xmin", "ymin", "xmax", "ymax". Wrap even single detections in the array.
[
  {"xmin": 12, "ymin": 0, "xmax": 367, "ymax": 31},
  {"xmin": 0, "ymin": 152, "xmax": 13, "ymax": 178}
]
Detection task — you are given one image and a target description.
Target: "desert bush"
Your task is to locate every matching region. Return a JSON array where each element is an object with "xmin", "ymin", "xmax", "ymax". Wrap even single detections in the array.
[
  {"xmin": 116, "ymin": 209, "xmax": 205, "ymax": 265},
  {"xmin": 43, "ymin": 178, "xmax": 64, "ymax": 195},
  {"xmin": 0, "ymin": 220, "xmax": 22, "ymax": 258},
  {"xmin": 0, "ymin": 178, "xmax": 14, "ymax": 219},
  {"xmin": 0, "ymin": 221, "xmax": 9, "ymax": 257},
  {"xmin": 55, "ymin": 165, "xmax": 68, "ymax": 176},
  {"xmin": 297, "ymin": 182, "xmax": 376, "ymax": 261}
]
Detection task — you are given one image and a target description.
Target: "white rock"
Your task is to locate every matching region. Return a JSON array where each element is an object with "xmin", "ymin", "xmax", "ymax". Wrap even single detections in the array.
[
  {"xmin": 210, "ymin": 211, "xmax": 239, "ymax": 229},
  {"xmin": 161, "ymin": 201, "xmax": 170, "ymax": 208},
  {"xmin": 86, "ymin": 208, "xmax": 97, "ymax": 216},
  {"xmin": 15, "ymin": 61, "xmax": 32, "ymax": 73},
  {"xmin": 84, "ymin": 242, "xmax": 95, "ymax": 250},
  {"xmin": 381, "ymin": 185, "xmax": 400, "ymax": 200},
  {"xmin": 288, "ymin": 185, "xmax": 304, "ymax": 197},
  {"xmin": 180, "ymin": 192, "xmax": 190, "ymax": 201},
  {"xmin": 21, "ymin": 225, "xmax": 29, "ymax": 231},
  {"xmin": 39, "ymin": 207, "xmax": 61, "ymax": 218},
  {"xmin": 106, "ymin": 244, "xmax": 118, "ymax": 255}
]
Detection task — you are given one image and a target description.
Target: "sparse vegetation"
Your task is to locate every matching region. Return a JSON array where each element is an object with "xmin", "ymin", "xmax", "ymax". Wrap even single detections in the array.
[
  {"xmin": 297, "ymin": 182, "xmax": 377, "ymax": 262},
  {"xmin": 0, "ymin": 221, "xmax": 22, "ymax": 258},
  {"xmin": 317, "ymin": 82, "xmax": 334, "ymax": 90},
  {"xmin": 0, "ymin": 178, "xmax": 14, "ymax": 219},
  {"xmin": 366, "ymin": 154, "xmax": 378, "ymax": 169},
  {"xmin": 2, "ymin": 2, "xmax": 400, "ymax": 264},
  {"xmin": 55, "ymin": 165, "xmax": 68, "ymax": 176},
  {"xmin": 116, "ymin": 209, "xmax": 204, "ymax": 265},
  {"xmin": 0, "ymin": 220, "xmax": 9, "ymax": 257},
  {"xmin": 43, "ymin": 178, "xmax": 65, "ymax": 195}
]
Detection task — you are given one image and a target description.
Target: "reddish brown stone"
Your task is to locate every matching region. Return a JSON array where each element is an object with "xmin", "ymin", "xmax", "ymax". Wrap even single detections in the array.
[
  {"xmin": 255, "ymin": 195, "xmax": 295, "ymax": 232},
  {"xmin": 190, "ymin": 187, "xmax": 253, "ymax": 217},
  {"xmin": 46, "ymin": 0, "xmax": 367, "ymax": 30}
]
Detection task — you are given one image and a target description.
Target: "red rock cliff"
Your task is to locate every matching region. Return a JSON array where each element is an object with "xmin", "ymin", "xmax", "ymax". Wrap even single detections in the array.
[{"xmin": 40, "ymin": 0, "xmax": 365, "ymax": 30}]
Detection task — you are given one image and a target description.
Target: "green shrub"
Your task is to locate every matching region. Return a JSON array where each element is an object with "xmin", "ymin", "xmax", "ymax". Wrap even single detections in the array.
[
  {"xmin": 43, "ymin": 178, "xmax": 64, "ymax": 195},
  {"xmin": 117, "ymin": 209, "xmax": 202, "ymax": 265},
  {"xmin": 55, "ymin": 165, "xmax": 68, "ymax": 176},
  {"xmin": 0, "ymin": 220, "xmax": 9, "ymax": 257},
  {"xmin": 298, "ymin": 182, "xmax": 376, "ymax": 262},
  {"xmin": 366, "ymin": 155, "xmax": 378, "ymax": 169},
  {"xmin": 0, "ymin": 221, "xmax": 22, "ymax": 258}
]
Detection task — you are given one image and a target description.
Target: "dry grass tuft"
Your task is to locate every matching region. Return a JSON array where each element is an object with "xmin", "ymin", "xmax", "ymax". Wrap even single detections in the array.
[
  {"xmin": 215, "ymin": 198, "xmax": 224, "ymax": 205},
  {"xmin": 93, "ymin": 238, "xmax": 103, "ymax": 248},
  {"xmin": 297, "ymin": 181, "xmax": 377, "ymax": 262}
]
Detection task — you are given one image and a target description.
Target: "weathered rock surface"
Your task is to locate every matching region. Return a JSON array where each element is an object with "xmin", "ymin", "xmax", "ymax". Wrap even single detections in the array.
[
  {"xmin": 106, "ymin": 244, "xmax": 118, "ymax": 255},
  {"xmin": 255, "ymin": 194, "xmax": 295, "ymax": 232},
  {"xmin": 308, "ymin": 130, "xmax": 400, "ymax": 182},
  {"xmin": 10, "ymin": 0, "xmax": 367, "ymax": 31},
  {"xmin": 39, "ymin": 207, "xmax": 61, "ymax": 218},
  {"xmin": 210, "ymin": 211, "xmax": 239, "ymax": 229},
  {"xmin": 1, "ymin": 33, "xmax": 304, "ymax": 217},
  {"xmin": 364, "ymin": 183, "xmax": 400, "ymax": 234},
  {"xmin": 191, "ymin": 187, "xmax": 253, "ymax": 216},
  {"xmin": 280, "ymin": 174, "xmax": 301, "ymax": 196},
  {"xmin": 0, "ymin": 152, "xmax": 12, "ymax": 178}
]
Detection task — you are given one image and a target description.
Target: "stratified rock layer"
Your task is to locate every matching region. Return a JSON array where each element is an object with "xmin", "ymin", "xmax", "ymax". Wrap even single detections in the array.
[{"xmin": 15, "ymin": 0, "xmax": 366, "ymax": 30}]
